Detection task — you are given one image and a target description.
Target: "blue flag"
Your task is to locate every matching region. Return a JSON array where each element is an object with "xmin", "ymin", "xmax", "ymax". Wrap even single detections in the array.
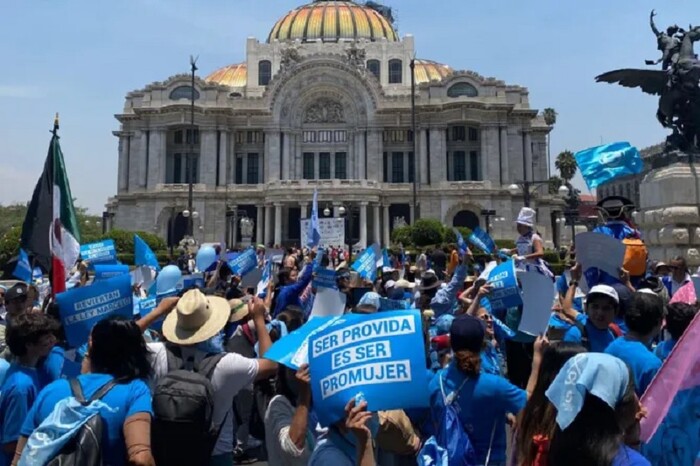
[
  {"xmin": 257, "ymin": 259, "xmax": 273, "ymax": 298},
  {"xmin": 307, "ymin": 188, "xmax": 321, "ymax": 248},
  {"xmin": 382, "ymin": 248, "xmax": 391, "ymax": 268},
  {"xmin": 228, "ymin": 247, "xmax": 257, "ymax": 276},
  {"xmin": 574, "ymin": 141, "xmax": 643, "ymax": 190},
  {"xmin": 468, "ymin": 227, "xmax": 496, "ymax": 254},
  {"xmin": 352, "ymin": 245, "xmax": 378, "ymax": 281},
  {"xmin": 13, "ymin": 248, "xmax": 32, "ymax": 282},
  {"xmin": 454, "ymin": 229, "xmax": 468, "ymax": 256},
  {"xmin": 134, "ymin": 234, "xmax": 161, "ymax": 271}
]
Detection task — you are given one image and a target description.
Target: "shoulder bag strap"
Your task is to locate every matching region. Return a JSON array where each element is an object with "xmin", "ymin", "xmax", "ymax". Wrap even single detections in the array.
[
  {"xmin": 165, "ymin": 343, "xmax": 184, "ymax": 371},
  {"xmin": 197, "ymin": 353, "xmax": 226, "ymax": 380},
  {"xmin": 69, "ymin": 378, "xmax": 88, "ymax": 406},
  {"xmin": 88, "ymin": 379, "xmax": 120, "ymax": 403},
  {"xmin": 440, "ymin": 372, "xmax": 468, "ymax": 406}
]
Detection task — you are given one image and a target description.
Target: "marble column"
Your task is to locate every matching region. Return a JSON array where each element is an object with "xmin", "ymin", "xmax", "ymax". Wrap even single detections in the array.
[
  {"xmin": 148, "ymin": 130, "xmax": 166, "ymax": 188},
  {"xmin": 418, "ymin": 128, "xmax": 428, "ymax": 184},
  {"xmin": 218, "ymin": 130, "xmax": 228, "ymax": 186},
  {"xmin": 128, "ymin": 131, "xmax": 144, "ymax": 191},
  {"xmin": 264, "ymin": 205, "xmax": 273, "ymax": 246},
  {"xmin": 373, "ymin": 204, "xmax": 381, "ymax": 244},
  {"xmin": 256, "ymin": 206, "xmax": 264, "ymax": 245},
  {"xmin": 282, "ymin": 131, "xmax": 291, "ymax": 180},
  {"xmin": 265, "ymin": 132, "xmax": 281, "ymax": 182},
  {"xmin": 231, "ymin": 207, "xmax": 239, "ymax": 246},
  {"xmin": 300, "ymin": 202, "xmax": 308, "ymax": 220},
  {"xmin": 383, "ymin": 204, "xmax": 391, "ymax": 246},
  {"xmin": 500, "ymin": 126, "xmax": 509, "ymax": 185},
  {"xmin": 117, "ymin": 136, "xmax": 127, "ymax": 192},
  {"xmin": 348, "ymin": 130, "xmax": 356, "ymax": 179},
  {"xmin": 524, "ymin": 131, "xmax": 533, "ymax": 181},
  {"xmin": 409, "ymin": 204, "xmax": 415, "ymax": 226},
  {"xmin": 359, "ymin": 202, "xmax": 368, "ymax": 249},
  {"xmin": 200, "ymin": 130, "xmax": 218, "ymax": 186},
  {"xmin": 274, "ymin": 203, "xmax": 283, "ymax": 246},
  {"xmin": 356, "ymin": 131, "xmax": 366, "ymax": 180},
  {"xmin": 429, "ymin": 127, "xmax": 446, "ymax": 182}
]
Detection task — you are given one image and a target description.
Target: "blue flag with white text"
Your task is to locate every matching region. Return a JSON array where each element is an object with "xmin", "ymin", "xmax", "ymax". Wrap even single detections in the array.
[
  {"xmin": 228, "ymin": 247, "xmax": 257, "ymax": 276},
  {"xmin": 574, "ymin": 141, "xmax": 643, "ymax": 190},
  {"xmin": 134, "ymin": 234, "xmax": 161, "ymax": 271},
  {"xmin": 13, "ymin": 248, "xmax": 32, "ymax": 282},
  {"xmin": 352, "ymin": 245, "xmax": 378, "ymax": 281},
  {"xmin": 307, "ymin": 188, "xmax": 321, "ymax": 248},
  {"xmin": 468, "ymin": 227, "xmax": 496, "ymax": 254}
]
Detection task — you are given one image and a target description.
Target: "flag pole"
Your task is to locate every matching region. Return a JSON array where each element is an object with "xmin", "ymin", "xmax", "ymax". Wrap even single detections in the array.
[{"xmin": 50, "ymin": 113, "xmax": 58, "ymax": 295}]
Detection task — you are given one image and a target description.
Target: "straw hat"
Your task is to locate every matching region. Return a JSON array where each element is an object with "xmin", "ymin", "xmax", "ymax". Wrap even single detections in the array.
[
  {"xmin": 162, "ymin": 289, "xmax": 230, "ymax": 345},
  {"xmin": 228, "ymin": 298, "xmax": 249, "ymax": 323}
]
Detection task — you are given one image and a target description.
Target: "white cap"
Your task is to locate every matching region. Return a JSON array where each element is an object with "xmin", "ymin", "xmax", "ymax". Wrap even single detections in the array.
[
  {"xmin": 385, "ymin": 280, "xmax": 396, "ymax": 290},
  {"xmin": 516, "ymin": 207, "xmax": 536, "ymax": 227},
  {"xmin": 395, "ymin": 279, "xmax": 415, "ymax": 289},
  {"xmin": 588, "ymin": 284, "xmax": 619, "ymax": 303}
]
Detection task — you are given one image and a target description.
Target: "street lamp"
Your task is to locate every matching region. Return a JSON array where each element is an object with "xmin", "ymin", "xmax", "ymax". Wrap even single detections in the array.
[
  {"xmin": 186, "ymin": 55, "xmax": 199, "ymax": 237},
  {"xmin": 508, "ymin": 180, "xmax": 569, "ymax": 207},
  {"xmin": 337, "ymin": 204, "xmax": 357, "ymax": 259},
  {"xmin": 480, "ymin": 209, "xmax": 497, "ymax": 234},
  {"xmin": 323, "ymin": 206, "xmax": 331, "ymax": 217}
]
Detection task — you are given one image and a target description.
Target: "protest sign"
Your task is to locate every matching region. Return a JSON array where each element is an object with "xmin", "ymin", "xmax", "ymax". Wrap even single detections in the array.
[
  {"xmin": 486, "ymin": 260, "xmax": 522, "ymax": 311},
  {"xmin": 228, "ymin": 247, "xmax": 257, "ymax": 276},
  {"xmin": 313, "ymin": 269, "xmax": 338, "ymax": 290},
  {"xmin": 468, "ymin": 227, "xmax": 496, "ymax": 254},
  {"xmin": 138, "ymin": 296, "xmax": 164, "ymax": 332},
  {"xmin": 265, "ymin": 315, "xmax": 341, "ymax": 369},
  {"xmin": 257, "ymin": 260, "xmax": 272, "ymax": 298},
  {"xmin": 352, "ymin": 245, "xmax": 377, "ymax": 281},
  {"xmin": 241, "ymin": 268, "xmax": 263, "ymax": 289},
  {"xmin": 640, "ymin": 312, "xmax": 700, "ymax": 465},
  {"xmin": 266, "ymin": 248, "xmax": 285, "ymax": 264},
  {"xmin": 517, "ymin": 271, "xmax": 555, "ymax": 336},
  {"xmin": 56, "ymin": 274, "xmax": 132, "ymax": 347},
  {"xmin": 575, "ymin": 232, "xmax": 626, "ymax": 292},
  {"xmin": 310, "ymin": 287, "xmax": 347, "ymax": 319},
  {"xmin": 378, "ymin": 298, "xmax": 410, "ymax": 311},
  {"xmin": 131, "ymin": 266, "xmax": 157, "ymax": 289},
  {"xmin": 177, "ymin": 273, "xmax": 205, "ymax": 291},
  {"xmin": 301, "ymin": 218, "xmax": 345, "ymax": 249},
  {"xmin": 93, "ymin": 264, "xmax": 130, "ymax": 282},
  {"xmin": 308, "ymin": 310, "xmax": 430, "ymax": 426},
  {"xmin": 80, "ymin": 240, "xmax": 117, "ymax": 265}
]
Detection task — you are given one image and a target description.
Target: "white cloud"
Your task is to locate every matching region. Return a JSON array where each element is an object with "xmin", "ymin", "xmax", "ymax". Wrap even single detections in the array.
[{"xmin": 0, "ymin": 85, "xmax": 44, "ymax": 99}]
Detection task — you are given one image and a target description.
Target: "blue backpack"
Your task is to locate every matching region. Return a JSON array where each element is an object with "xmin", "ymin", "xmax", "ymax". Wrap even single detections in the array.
[{"xmin": 418, "ymin": 374, "xmax": 477, "ymax": 466}]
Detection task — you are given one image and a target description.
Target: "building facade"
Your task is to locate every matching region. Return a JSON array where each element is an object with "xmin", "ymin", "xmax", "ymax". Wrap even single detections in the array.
[{"xmin": 107, "ymin": 0, "xmax": 561, "ymax": 249}]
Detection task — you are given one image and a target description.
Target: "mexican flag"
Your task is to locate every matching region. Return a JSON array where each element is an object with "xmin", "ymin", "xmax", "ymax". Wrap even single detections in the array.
[{"xmin": 20, "ymin": 121, "xmax": 81, "ymax": 294}]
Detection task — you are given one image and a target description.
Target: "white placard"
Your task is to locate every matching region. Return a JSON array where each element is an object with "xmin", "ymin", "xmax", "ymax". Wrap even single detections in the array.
[
  {"xmin": 575, "ymin": 232, "xmax": 627, "ymax": 292},
  {"xmin": 310, "ymin": 287, "xmax": 347, "ymax": 319},
  {"xmin": 300, "ymin": 218, "xmax": 346, "ymax": 249},
  {"xmin": 518, "ymin": 271, "xmax": 556, "ymax": 336}
]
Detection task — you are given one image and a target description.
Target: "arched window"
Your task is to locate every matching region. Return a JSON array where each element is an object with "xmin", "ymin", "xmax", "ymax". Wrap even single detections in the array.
[
  {"xmin": 453, "ymin": 210, "xmax": 480, "ymax": 230},
  {"xmin": 447, "ymin": 82, "xmax": 478, "ymax": 98},
  {"xmin": 388, "ymin": 59, "xmax": 403, "ymax": 84},
  {"xmin": 169, "ymin": 86, "xmax": 200, "ymax": 101},
  {"xmin": 258, "ymin": 60, "xmax": 272, "ymax": 86},
  {"xmin": 367, "ymin": 59, "xmax": 381, "ymax": 80}
]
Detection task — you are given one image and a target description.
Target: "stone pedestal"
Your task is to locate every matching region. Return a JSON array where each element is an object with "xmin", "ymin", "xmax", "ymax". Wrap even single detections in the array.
[{"xmin": 637, "ymin": 162, "xmax": 700, "ymax": 266}]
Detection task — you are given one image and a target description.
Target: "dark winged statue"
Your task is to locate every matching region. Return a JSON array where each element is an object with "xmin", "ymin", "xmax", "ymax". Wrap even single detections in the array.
[{"xmin": 596, "ymin": 10, "xmax": 700, "ymax": 152}]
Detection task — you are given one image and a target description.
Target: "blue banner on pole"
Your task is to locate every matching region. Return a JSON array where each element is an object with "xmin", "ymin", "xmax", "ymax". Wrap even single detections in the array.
[
  {"xmin": 55, "ymin": 274, "xmax": 133, "ymax": 347},
  {"xmin": 308, "ymin": 310, "xmax": 430, "ymax": 427},
  {"xmin": 134, "ymin": 234, "xmax": 161, "ymax": 271},
  {"xmin": 574, "ymin": 141, "xmax": 643, "ymax": 190},
  {"xmin": 453, "ymin": 229, "xmax": 468, "ymax": 256},
  {"xmin": 228, "ymin": 247, "xmax": 257, "ymax": 277},
  {"xmin": 307, "ymin": 188, "xmax": 321, "ymax": 248},
  {"xmin": 313, "ymin": 269, "xmax": 338, "ymax": 290},
  {"xmin": 265, "ymin": 315, "xmax": 341, "ymax": 370},
  {"xmin": 13, "ymin": 248, "xmax": 32, "ymax": 283},
  {"xmin": 468, "ymin": 227, "xmax": 496, "ymax": 255},
  {"xmin": 486, "ymin": 259, "xmax": 522, "ymax": 311},
  {"xmin": 352, "ymin": 245, "xmax": 378, "ymax": 281},
  {"xmin": 93, "ymin": 264, "xmax": 130, "ymax": 282},
  {"xmin": 80, "ymin": 240, "xmax": 118, "ymax": 265}
]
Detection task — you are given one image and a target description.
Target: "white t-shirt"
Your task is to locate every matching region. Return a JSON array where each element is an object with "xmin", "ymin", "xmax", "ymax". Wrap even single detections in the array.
[
  {"xmin": 264, "ymin": 395, "xmax": 313, "ymax": 466},
  {"xmin": 147, "ymin": 342, "xmax": 259, "ymax": 456}
]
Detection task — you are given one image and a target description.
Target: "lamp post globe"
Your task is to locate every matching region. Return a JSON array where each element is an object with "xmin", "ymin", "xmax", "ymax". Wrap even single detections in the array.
[
  {"xmin": 558, "ymin": 184, "xmax": 570, "ymax": 198},
  {"xmin": 192, "ymin": 211, "xmax": 199, "ymax": 219},
  {"xmin": 338, "ymin": 205, "xmax": 346, "ymax": 216},
  {"xmin": 182, "ymin": 210, "xmax": 191, "ymax": 218},
  {"xmin": 508, "ymin": 184, "xmax": 521, "ymax": 196},
  {"xmin": 323, "ymin": 207, "xmax": 331, "ymax": 217}
]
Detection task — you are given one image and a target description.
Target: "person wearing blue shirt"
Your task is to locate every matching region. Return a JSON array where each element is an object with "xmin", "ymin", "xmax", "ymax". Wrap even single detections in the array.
[
  {"xmin": 429, "ymin": 315, "xmax": 543, "ymax": 465},
  {"xmin": 605, "ymin": 292, "xmax": 664, "ymax": 397},
  {"xmin": 654, "ymin": 302, "xmax": 698, "ymax": 361},
  {"xmin": 661, "ymin": 256, "xmax": 691, "ymax": 298},
  {"xmin": 417, "ymin": 254, "xmax": 469, "ymax": 317},
  {"xmin": 272, "ymin": 260, "xmax": 314, "ymax": 317},
  {"xmin": 0, "ymin": 313, "xmax": 57, "ymax": 466},
  {"xmin": 15, "ymin": 316, "xmax": 155, "ymax": 466}
]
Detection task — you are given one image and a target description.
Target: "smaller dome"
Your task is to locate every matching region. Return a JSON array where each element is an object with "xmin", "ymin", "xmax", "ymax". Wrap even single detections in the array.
[
  {"xmin": 414, "ymin": 59, "xmax": 453, "ymax": 84},
  {"xmin": 205, "ymin": 63, "xmax": 248, "ymax": 87}
]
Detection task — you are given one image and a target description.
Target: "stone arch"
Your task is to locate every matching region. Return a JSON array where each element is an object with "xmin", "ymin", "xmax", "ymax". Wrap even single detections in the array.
[
  {"xmin": 444, "ymin": 203, "xmax": 482, "ymax": 229},
  {"xmin": 155, "ymin": 206, "xmax": 202, "ymax": 247}
]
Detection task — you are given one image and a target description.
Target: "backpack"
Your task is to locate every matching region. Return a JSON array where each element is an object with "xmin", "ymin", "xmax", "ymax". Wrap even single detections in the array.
[
  {"xmin": 151, "ymin": 346, "xmax": 226, "ymax": 466},
  {"xmin": 20, "ymin": 378, "xmax": 118, "ymax": 466},
  {"xmin": 418, "ymin": 374, "xmax": 477, "ymax": 466},
  {"xmin": 622, "ymin": 238, "xmax": 648, "ymax": 277}
]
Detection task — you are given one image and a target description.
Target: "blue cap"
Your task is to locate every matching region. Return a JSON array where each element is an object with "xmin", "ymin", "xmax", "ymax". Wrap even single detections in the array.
[
  {"xmin": 435, "ymin": 314, "xmax": 454, "ymax": 336},
  {"xmin": 450, "ymin": 315, "xmax": 485, "ymax": 353}
]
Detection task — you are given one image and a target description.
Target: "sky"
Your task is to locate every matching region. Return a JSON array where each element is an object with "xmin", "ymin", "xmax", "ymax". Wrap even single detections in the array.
[{"xmin": 0, "ymin": 0, "xmax": 695, "ymax": 214}]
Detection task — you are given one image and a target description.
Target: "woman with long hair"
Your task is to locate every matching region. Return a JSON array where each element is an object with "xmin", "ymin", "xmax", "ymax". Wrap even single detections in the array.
[
  {"xmin": 13, "ymin": 316, "xmax": 155, "ymax": 466},
  {"xmin": 545, "ymin": 353, "xmax": 650, "ymax": 466},
  {"xmin": 515, "ymin": 342, "xmax": 587, "ymax": 466}
]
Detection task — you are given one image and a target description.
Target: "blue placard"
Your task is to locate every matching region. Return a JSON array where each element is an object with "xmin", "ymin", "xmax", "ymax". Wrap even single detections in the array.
[
  {"xmin": 55, "ymin": 274, "xmax": 133, "ymax": 347},
  {"xmin": 265, "ymin": 315, "xmax": 341, "ymax": 370},
  {"xmin": 228, "ymin": 247, "xmax": 257, "ymax": 277},
  {"xmin": 468, "ymin": 227, "xmax": 496, "ymax": 254},
  {"xmin": 351, "ymin": 245, "xmax": 377, "ymax": 281},
  {"xmin": 308, "ymin": 310, "xmax": 430, "ymax": 427},
  {"xmin": 80, "ymin": 240, "xmax": 117, "ymax": 265},
  {"xmin": 93, "ymin": 264, "xmax": 130, "ymax": 282},
  {"xmin": 378, "ymin": 298, "xmax": 410, "ymax": 311},
  {"xmin": 486, "ymin": 259, "xmax": 523, "ymax": 311},
  {"xmin": 178, "ymin": 273, "xmax": 205, "ymax": 291},
  {"xmin": 138, "ymin": 296, "xmax": 164, "ymax": 332},
  {"xmin": 313, "ymin": 269, "xmax": 338, "ymax": 290}
]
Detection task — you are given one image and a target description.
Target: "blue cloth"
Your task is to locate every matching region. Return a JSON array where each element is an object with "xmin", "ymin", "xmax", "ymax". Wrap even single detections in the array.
[
  {"xmin": 37, "ymin": 346, "xmax": 65, "ymax": 389},
  {"xmin": 430, "ymin": 362, "xmax": 526, "ymax": 464},
  {"xmin": 0, "ymin": 366, "xmax": 41, "ymax": 466},
  {"xmin": 12, "ymin": 248, "xmax": 32, "ymax": 283},
  {"xmin": 308, "ymin": 438, "xmax": 354, "ymax": 466},
  {"xmin": 273, "ymin": 263, "xmax": 314, "ymax": 317},
  {"xmin": 430, "ymin": 265, "xmax": 468, "ymax": 317},
  {"xmin": 480, "ymin": 342, "xmax": 504, "ymax": 377},
  {"xmin": 654, "ymin": 339, "xmax": 676, "ymax": 361},
  {"xmin": 0, "ymin": 360, "xmax": 8, "ymax": 386},
  {"xmin": 613, "ymin": 445, "xmax": 652, "ymax": 466},
  {"xmin": 545, "ymin": 353, "xmax": 629, "ymax": 430},
  {"xmin": 574, "ymin": 141, "xmax": 643, "ymax": 190},
  {"xmin": 605, "ymin": 338, "xmax": 662, "ymax": 397},
  {"xmin": 307, "ymin": 188, "xmax": 321, "ymax": 248},
  {"xmin": 21, "ymin": 374, "xmax": 152, "ymax": 466},
  {"xmin": 592, "ymin": 221, "xmax": 639, "ymax": 241},
  {"xmin": 563, "ymin": 314, "xmax": 617, "ymax": 353}
]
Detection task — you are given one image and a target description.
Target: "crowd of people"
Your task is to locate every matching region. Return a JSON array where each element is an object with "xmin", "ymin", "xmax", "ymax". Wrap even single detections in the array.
[{"xmin": 0, "ymin": 196, "xmax": 697, "ymax": 466}]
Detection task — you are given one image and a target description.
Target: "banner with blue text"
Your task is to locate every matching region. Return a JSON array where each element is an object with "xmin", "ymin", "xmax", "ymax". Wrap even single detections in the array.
[
  {"xmin": 308, "ymin": 310, "xmax": 430, "ymax": 426},
  {"xmin": 486, "ymin": 259, "xmax": 523, "ymax": 311},
  {"xmin": 93, "ymin": 264, "xmax": 130, "ymax": 282}
]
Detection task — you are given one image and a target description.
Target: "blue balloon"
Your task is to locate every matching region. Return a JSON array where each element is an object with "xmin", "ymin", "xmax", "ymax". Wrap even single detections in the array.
[
  {"xmin": 196, "ymin": 246, "xmax": 217, "ymax": 272},
  {"xmin": 157, "ymin": 265, "xmax": 182, "ymax": 295}
]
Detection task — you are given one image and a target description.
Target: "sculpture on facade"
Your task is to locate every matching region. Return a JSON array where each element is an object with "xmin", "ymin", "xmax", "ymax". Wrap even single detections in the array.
[
  {"xmin": 281, "ymin": 46, "xmax": 302, "ymax": 68},
  {"xmin": 596, "ymin": 10, "xmax": 700, "ymax": 153},
  {"xmin": 240, "ymin": 217, "xmax": 255, "ymax": 239},
  {"xmin": 346, "ymin": 42, "xmax": 367, "ymax": 68},
  {"xmin": 393, "ymin": 216, "xmax": 407, "ymax": 229},
  {"xmin": 304, "ymin": 98, "xmax": 345, "ymax": 123}
]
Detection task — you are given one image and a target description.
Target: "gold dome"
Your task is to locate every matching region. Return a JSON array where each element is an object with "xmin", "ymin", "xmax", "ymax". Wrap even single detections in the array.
[
  {"xmin": 205, "ymin": 62, "xmax": 247, "ymax": 87},
  {"xmin": 414, "ymin": 59, "xmax": 453, "ymax": 84},
  {"xmin": 268, "ymin": 0, "xmax": 398, "ymax": 43}
]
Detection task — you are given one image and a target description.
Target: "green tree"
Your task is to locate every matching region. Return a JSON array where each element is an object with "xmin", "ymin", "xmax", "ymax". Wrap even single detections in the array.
[
  {"xmin": 0, "ymin": 226, "xmax": 21, "ymax": 267},
  {"xmin": 548, "ymin": 175, "xmax": 564, "ymax": 195},
  {"xmin": 391, "ymin": 225, "xmax": 413, "ymax": 246},
  {"xmin": 555, "ymin": 150, "xmax": 578, "ymax": 183},
  {"xmin": 411, "ymin": 219, "xmax": 444, "ymax": 247}
]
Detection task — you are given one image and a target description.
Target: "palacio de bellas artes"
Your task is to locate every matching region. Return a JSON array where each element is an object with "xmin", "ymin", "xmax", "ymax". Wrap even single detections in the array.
[{"xmin": 106, "ymin": 0, "xmax": 564, "ymax": 250}]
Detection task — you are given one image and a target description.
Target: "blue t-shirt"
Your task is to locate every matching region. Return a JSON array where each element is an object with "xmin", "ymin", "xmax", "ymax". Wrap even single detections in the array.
[
  {"xmin": 21, "ymin": 374, "xmax": 153, "ymax": 466},
  {"xmin": 605, "ymin": 338, "xmax": 662, "ymax": 397},
  {"xmin": 430, "ymin": 362, "xmax": 526, "ymax": 464},
  {"xmin": 563, "ymin": 314, "xmax": 617, "ymax": 353},
  {"xmin": 0, "ymin": 366, "xmax": 41, "ymax": 466},
  {"xmin": 654, "ymin": 339, "xmax": 676, "ymax": 361},
  {"xmin": 555, "ymin": 274, "xmax": 584, "ymax": 312},
  {"xmin": 613, "ymin": 445, "xmax": 651, "ymax": 465},
  {"xmin": 480, "ymin": 342, "xmax": 504, "ymax": 377},
  {"xmin": 37, "ymin": 346, "xmax": 65, "ymax": 388}
]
